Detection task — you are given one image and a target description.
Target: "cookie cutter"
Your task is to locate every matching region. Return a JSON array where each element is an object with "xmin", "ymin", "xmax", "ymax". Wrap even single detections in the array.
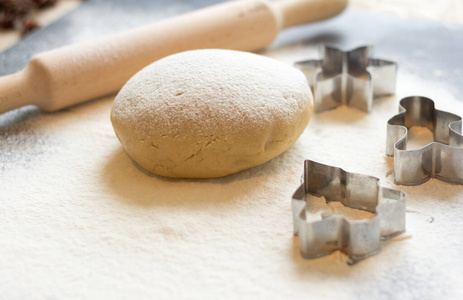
[
  {"xmin": 386, "ymin": 96, "xmax": 463, "ymax": 185},
  {"xmin": 294, "ymin": 45, "xmax": 397, "ymax": 113},
  {"xmin": 292, "ymin": 160, "xmax": 406, "ymax": 264}
]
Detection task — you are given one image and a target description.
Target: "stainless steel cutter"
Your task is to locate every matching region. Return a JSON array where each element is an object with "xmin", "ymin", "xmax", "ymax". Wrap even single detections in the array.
[
  {"xmin": 386, "ymin": 96, "xmax": 463, "ymax": 185},
  {"xmin": 292, "ymin": 160, "xmax": 406, "ymax": 264},
  {"xmin": 294, "ymin": 45, "xmax": 397, "ymax": 113}
]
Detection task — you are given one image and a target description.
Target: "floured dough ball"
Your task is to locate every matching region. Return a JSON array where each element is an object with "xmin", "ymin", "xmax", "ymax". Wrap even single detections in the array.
[{"xmin": 111, "ymin": 49, "xmax": 313, "ymax": 178}]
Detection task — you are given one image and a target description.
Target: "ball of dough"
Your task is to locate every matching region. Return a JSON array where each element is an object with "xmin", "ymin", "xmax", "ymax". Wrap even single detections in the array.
[{"xmin": 111, "ymin": 49, "xmax": 313, "ymax": 178}]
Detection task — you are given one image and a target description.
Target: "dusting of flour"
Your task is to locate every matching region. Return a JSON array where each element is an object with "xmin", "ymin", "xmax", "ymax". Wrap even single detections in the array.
[{"xmin": 0, "ymin": 62, "xmax": 462, "ymax": 299}]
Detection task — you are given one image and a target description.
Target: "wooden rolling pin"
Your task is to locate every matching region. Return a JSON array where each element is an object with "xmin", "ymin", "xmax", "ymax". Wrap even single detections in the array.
[{"xmin": 0, "ymin": 0, "xmax": 347, "ymax": 114}]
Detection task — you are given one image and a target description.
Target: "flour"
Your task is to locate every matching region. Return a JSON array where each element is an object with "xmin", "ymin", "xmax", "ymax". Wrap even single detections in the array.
[{"xmin": 0, "ymin": 58, "xmax": 462, "ymax": 299}]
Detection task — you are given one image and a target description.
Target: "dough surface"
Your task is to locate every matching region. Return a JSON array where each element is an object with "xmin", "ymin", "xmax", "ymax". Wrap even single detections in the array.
[{"xmin": 111, "ymin": 49, "xmax": 313, "ymax": 178}]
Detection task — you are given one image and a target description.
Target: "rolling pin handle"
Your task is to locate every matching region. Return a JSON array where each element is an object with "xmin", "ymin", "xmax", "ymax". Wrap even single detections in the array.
[
  {"xmin": 272, "ymin": 0, "xmax": 348, "ymax": 29},
  {"xmin": 0, "ymin": 66, "xmax": 44, "ymax": 114}
]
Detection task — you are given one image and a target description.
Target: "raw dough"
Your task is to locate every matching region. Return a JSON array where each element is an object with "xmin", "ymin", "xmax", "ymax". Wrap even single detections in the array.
[{"xmin": 111, "ymin": 49, "xmax": 313, "ymax": 178}]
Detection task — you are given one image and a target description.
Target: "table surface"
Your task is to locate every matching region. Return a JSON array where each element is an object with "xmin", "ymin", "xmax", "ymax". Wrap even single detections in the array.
[{"xmin": 1, "ymin": 1, "xmax": 462, "ymax": 299}]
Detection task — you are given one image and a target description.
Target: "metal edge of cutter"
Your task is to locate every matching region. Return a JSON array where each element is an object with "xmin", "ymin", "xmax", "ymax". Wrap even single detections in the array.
[
  {"xmin": 386, "ymin": 96, "xmax": 463, "ymax": 185},
  {"xmin": 292, "ymin": 160, "xmax": 406, "ymax": 265},
  {"xmin": 294, "ymin": 45, "xmax": 397, "ymax": 113}
]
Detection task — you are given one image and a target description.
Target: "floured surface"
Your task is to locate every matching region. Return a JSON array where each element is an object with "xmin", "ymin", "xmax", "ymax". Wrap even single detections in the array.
[
  {"xmin": 304, "ymin": 196, "xmax": 376, "ymax": 221},
  {"xmin": 1, "ymin": 5, "xmax": 463, "ymax": 300},
  {"xmin": 1, "ymin": 68, "xmax": 462, "ymax": 299}
]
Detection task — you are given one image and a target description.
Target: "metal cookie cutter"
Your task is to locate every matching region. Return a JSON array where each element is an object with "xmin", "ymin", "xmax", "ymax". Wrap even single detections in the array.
[
  {"xmin": 294, "ymin": 45, "xmax": 397, "ymax": 113},
  {"xmin": 386, "ymin": 96, "xmax": 463, "ymax": 185},
  {"xmin": 292, "ymin": 160, "xmax": 406, "ymax": 264}
]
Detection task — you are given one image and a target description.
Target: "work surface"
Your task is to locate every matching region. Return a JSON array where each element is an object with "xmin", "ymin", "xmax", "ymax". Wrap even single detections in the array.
[{"xmin": 1, "ymin": 0, "xmax": 462, "ymax": 299}]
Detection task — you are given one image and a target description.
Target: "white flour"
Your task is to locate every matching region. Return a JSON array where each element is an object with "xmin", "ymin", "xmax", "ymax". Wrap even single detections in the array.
[{"xmin": 0, "ymin": 58, "xmax": 462, "ymax": 298}]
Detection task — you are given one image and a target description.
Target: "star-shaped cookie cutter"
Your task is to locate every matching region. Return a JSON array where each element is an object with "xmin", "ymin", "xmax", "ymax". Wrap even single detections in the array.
[
  {"xmin": 292, "ymin": 160, "xmax": 406, "ymax": 264},
  {"xmin": 294, "ymin": 45, "xmax": 397, "ymax": 113},
  {"xmin": 386, "ymin": 96, "xmax": 463, "ymax": 185}
]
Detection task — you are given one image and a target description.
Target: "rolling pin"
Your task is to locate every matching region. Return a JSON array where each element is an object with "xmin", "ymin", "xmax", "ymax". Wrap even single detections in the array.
[{"xmin": 0, "ymin": 0, "xmax": 347, "ymax": 114}]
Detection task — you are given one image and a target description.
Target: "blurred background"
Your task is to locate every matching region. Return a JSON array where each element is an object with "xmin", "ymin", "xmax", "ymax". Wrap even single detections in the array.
[{"xmin": 1, "ymin": 0, "xmax": 462, "ymax": 52}]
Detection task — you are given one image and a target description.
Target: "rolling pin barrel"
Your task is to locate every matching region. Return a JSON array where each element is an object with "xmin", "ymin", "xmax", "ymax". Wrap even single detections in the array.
[{"xmin": 0, "ymin": 0, "xmax": 347, "ymax": 114}]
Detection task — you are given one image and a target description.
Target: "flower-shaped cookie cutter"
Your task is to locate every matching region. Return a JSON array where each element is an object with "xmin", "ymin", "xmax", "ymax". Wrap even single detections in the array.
[
  {"xmin": 294, "ymin": 45, "xmax": 397, "ymax": 113},
  {"xmin": 386, "ymin": 96, "xmax": 463, "ymax": 185},
  {"xmin": 292, "ymin": 160, "xmax": 406, "ymax": 264}
]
